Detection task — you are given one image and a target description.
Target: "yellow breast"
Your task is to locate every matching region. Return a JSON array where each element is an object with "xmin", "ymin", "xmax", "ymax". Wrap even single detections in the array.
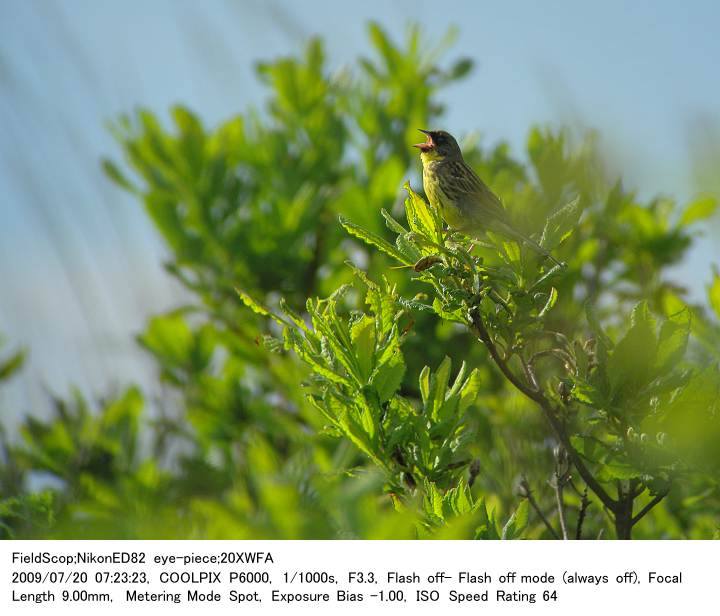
[{"xmin": 422, "ymin": 165, "xmax": 466, "ymax": 231}]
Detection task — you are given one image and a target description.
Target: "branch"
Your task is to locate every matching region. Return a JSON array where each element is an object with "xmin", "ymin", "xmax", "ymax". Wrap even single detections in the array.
[
  {"xmin": 575, "ymin": 486, "xmax": 590, "ymax": 540},
  {"xmin": 519, "ymin": 478, "xmax": 560, "ymax": 540},
  {"xmin": 631, "ymin": 490, "xmax": 669, "ymax": 526},
  {"xmin": 470, "ymin": 309, "xmax": 618, "ymax": 513},
  {"xmin": 553, "ymin": 477, "xmax": 569, "ymax": 540},
  {"xmin": 470, "ymin": 310, "xmax": 543, "ymax": 402}
]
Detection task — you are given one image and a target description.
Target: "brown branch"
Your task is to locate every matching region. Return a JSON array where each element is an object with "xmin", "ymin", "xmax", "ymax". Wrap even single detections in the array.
[
  {"xmin": 575, "ymin": 486, "xmax": 590, "ymax": 539},
  {"xmin": 519, "ymin": 478, "xmax": 560, "ymax": 539},
  {"xmin": 470, "ymin": 309, "xmax": 618, "ymax": 513},
  {"xmin": 631, "ymin": 490, "xmax": 669, "ymax": 526}
]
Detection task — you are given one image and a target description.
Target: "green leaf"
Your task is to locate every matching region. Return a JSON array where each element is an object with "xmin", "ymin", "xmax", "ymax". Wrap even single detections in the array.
[
  {"xmin": 351, "ymin": 316, "xmax": 376, "ymax": 382},
  {"xmin": 448, "ymin": 57, "xmax": 474, "ymax": 80},
  {"xmin": 396, "ymin": 233, "xmax": 423, "ymax": 262},
  {"xmin": 419, "ymin": 365, "xmax": 431, "ymax": 405},
  {"xmin": 500, "ymin": 240, "xmax": 521, "ymax": 265},
  {"xmin": 607, "ymin": 301, "xmax": 657, "ymax": 393},
  {"xmin": 445, "ymin": 480, "xmax": 474, "ymax": 515},
  {"xmin": 101, "ymin": 159, "xmax": 137, "ymax": 193},
  {"xmin": 538, "ymin": 287, "xmax": 558, "ymax": 318},
  {"xmin": 432, "ymin": 298, "xmax": 467, "ymax": 324},
  {"xmin": 236, "ymin": 289, "xmax": 286, "ymax": 326},
  {"xmin": 279, "ymin": 298, "xmax": 310, "ymax": 333},
  {"xmin": 429, "ymin": 357, "xmax": 452, "ymax": 420},
  {"xmin": 680, "ymin": 196, "xmax": 717, "ymax": 226},
  {"xmin": 502, "ymin": 500, "xmax": 529, "ymax": 539},
  {"xmin": 403, "ymin": 182, "xmax": 443, "ymax": 243},
  {"xmin": 371, "ymin": 350, "xmax": 405, "ymax": 403},
  {"xmin": 140, "ymin": 313, "xmax": 193, "ymax": 365},
  {"xmin": 424, "ymin": 481, "xmax": 445, "ymax": 520},
  {"xmin": 0, "ymin": 349, "xmax": 26, "ymax": 381},
  {"xmin": 598, "ymin": 460, "xmax": 642, "ymax": 481},
  {"xmin": 365, "ymin": 286, "xmax": 397, "ymax": 339},
  {"xmin": 540, "ymin": 196, "xmax": 581, "ymax": 248},
  {"xmin": 284, "ymin": 329, "xmax": 352, "ymax": 387},
  {"xmin": 656, "ymin": 308, "xmax": 690, "ymax": 374},
  {"xmin": 458, "ymin": 368, "xmax": 484, "ymax": 413},
  {"xmin": 709, "ymin": 271, "xmax": 720, "ymax": 319},
  {"xmin": 339, "ymin": 216, "xmax": 411, "ymax": 264},
  {"xmin": 326, "ymin": 397, "xmax": 378, "ymax": 461},
  {"xmin": 307, "ymin": 302, "xmax": 361, "ymax": 384},
  {"xmin": 585, "ymin": 301, "xmax": 613, "ymax": 350},
  {"xmin": 380, "ymin": 208, "xmax": 408, "ymax": 234}
]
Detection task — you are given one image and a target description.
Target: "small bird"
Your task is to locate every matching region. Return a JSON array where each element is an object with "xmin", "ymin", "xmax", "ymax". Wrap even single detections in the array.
[{"xmin": 413, "ymin": 129, "xmax": 561, "ymax": 266}]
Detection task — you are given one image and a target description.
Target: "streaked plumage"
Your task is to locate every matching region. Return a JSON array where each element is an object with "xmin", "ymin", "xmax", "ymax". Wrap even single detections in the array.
[{"xmin": 414, "ymin": 129, "xmax": 560, "ymax": 265}]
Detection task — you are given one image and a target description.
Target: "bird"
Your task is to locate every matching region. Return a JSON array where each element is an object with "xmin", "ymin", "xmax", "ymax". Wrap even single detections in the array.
[{"xmin": 413, "ymin": 129, "xmax": 562, "ymax": 267}]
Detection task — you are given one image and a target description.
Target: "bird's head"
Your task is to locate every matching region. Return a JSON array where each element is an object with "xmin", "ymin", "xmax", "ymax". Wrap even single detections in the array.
[{"xmin": 413, "ymin": 129, "xmax": 462, "ymax": 162}]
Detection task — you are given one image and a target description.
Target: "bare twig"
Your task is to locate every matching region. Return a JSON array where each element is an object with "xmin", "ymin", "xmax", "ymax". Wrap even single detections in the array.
[
  {"xmin": 576, "ymin": 486, "xmax": 590, "ymax": 540},
  {"xmin": 631, "ymin": 490, "xmax": 669, "ymax": 526},
  {"xmin": 519, "ymin": 478, "xmax": 560, "ymax": 539},
  {"xmin": 553, "ymin": 477, "xmax": 569, "ymax": 540}
]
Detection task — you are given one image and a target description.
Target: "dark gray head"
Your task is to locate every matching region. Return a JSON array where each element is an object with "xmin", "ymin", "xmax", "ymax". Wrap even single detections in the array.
[{"xmin": 413, "ymin": 129, "xmax": 463, "ymax": 160}]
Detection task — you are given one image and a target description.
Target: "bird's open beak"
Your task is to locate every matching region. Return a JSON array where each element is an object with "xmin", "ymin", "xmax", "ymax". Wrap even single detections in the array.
[{"xmin": 413, "ymin": 128, "xmax": 434, "ymax": 151}]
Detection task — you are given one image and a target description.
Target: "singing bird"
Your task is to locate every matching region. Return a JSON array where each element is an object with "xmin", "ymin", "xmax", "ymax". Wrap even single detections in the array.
[{"xmin": 413, "ymin": 129, "xmax": 561, "ymax": 266}]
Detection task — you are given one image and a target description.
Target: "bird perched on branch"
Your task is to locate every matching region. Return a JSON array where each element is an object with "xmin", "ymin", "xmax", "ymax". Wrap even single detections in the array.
[{"xmin": 413, "ymin": 129, "xmax": 562, "ymax": 266}]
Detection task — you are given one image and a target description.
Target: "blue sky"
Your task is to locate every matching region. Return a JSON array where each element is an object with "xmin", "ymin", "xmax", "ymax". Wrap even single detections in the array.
[{"xmin": 1, "ymin": 0, "xmax": 718, "ymax": 424}]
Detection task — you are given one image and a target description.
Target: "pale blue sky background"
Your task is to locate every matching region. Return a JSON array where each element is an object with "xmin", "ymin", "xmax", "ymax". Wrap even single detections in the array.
[{"xmin": 1, "ymin": 0, "xmax": 718, "ymax": 426}]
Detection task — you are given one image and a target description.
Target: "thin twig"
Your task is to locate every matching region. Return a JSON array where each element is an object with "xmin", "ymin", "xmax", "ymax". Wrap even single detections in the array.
[
  {"xmin": 470, "ymin": 310, "xmax": 618, "ymax": 513},
  {"xmin": 576, "ymin": 486, "xmax": 590, "ymax": 540},
  {"xmin": 631, "ymin": 490, "xmax": 669, "ymax": 526},
  {"xmin": 552, "ymin": 476, "xmax": 569, "ymax": 540},
  {"xmin": 520, "ymin": 478, "xmax": 560, "ymax": 539}
]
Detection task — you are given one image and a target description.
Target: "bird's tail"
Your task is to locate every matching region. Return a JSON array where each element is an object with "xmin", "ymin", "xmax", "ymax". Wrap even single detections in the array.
[{"xmin": 496, "ymin": 223, "xmax": 565, "ymax": 268}]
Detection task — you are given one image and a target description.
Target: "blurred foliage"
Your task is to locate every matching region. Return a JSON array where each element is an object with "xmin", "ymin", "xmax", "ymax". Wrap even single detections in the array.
[{"xmin": 2, "ymin": 22, "xmax": 719, "ymax": 539}]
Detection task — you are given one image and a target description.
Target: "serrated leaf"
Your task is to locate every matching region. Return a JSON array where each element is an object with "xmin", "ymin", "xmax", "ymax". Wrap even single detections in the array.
[
  {"xmin": 380, "ymin": 208, "xmax": 408, "ymax": 234},
  {"xmin": 419, "ymin": 365, "xmax": 431, "ymax": 405},
  {"xmin": 340, "ymin": 216, "xmax": 411, "ymax": 264},
  {"xmin": 284, "ymin": 329, "xmax": 351, "ymax": 387},
  {"xmin": 501, "ymin": 240, "xmax": 521, "ymax": 264},
  {"xmin": 458, "ymin": 368, "xmax": 484, "ymax": 413},
  {"xmin": 432, "ymin": 298, "xmax": 467, "ymax": 324},
  {"xmin": 585, "ymin": 301, "xmax": 613, "ymax": 350},
  {"xmin": 608, "ymin": 302, "xmax": 657, "ymax": 394},
  {"xmin": 357, "ymin": 400, "xmax": 377, "ymax": 444},
  {"xmin": 236, "ymin": 289, "xmax": 286, "ymax": 326},
  {"xmin": 307, "ymin": 303, "xmax": 361, "ymax": 384},
  {"xmin": 279, "ymin": 298, "xmax": 309, "ymax": 333},
  {"xmin": 423, "ymin": 480, "xmax": 444, "ymax": 520},
  {"xmin": 371, "ymin": 350, "xmax": 405, "ymax": 403},
  {"xmin": 598, "ymin": 460, "xmax": 642, "ymax": 481},
  {"xmin": 502, "ymin": 500, "xmax": 529, "ymax": 539},
  {"xmin": 656, "ymin": 308, "xmax": 690, "ymax": 375},
  {"xmin": 366, "ymin": 286, "xmax": 396, "ymax": 338},
  {"xmin": 540, "ymin": 196, "xmax": 581, "ymax": 249},
  {"xmin": 429, "ymin": 357, "xmax": 452, "ymax": 420},
  {"xmin": 351, "ymin": 316, "xmax": 376, "ymax": 382},
  {"xmin": 396, "ymin": 233, "xmax": 422, "ymax": 262},
  {"xmin": 403, "ymin": 182, "xmax": 443, "ymax": 243},
  {"xmin": 326, "ymin": 397, "xmax": 378, "ymax": 462}
]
